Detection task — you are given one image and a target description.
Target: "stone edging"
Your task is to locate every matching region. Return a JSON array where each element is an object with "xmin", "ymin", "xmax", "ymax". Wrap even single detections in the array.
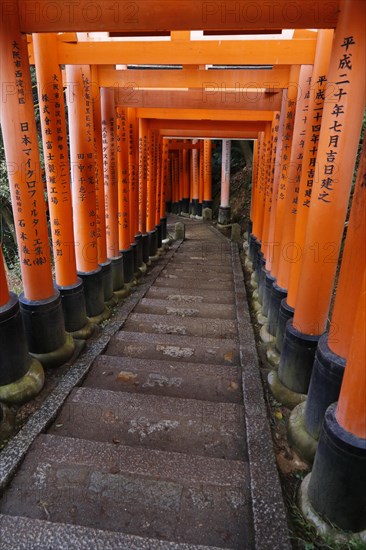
[
  {"xmin": 231, "ymin": 241, "xmax": 291, "ymax": 550},
  {"xmin": 0, "ymin": 240, "xmax": 182, "ymax": 492}
]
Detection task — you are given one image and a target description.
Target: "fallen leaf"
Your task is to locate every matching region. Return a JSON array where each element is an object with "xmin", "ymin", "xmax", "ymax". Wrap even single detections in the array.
[{"xmin": 117, "ymin": 371, "xmax": 138, "ymax": 383}]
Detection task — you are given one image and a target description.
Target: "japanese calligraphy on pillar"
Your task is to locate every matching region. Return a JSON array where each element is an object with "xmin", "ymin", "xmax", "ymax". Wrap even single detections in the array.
[
  {"xmin": 7, "ymin": 40, "xmax": 51, "ymax": 279},
  {"xmin": 318, "ymin": 36, "xmax": 356, "ymax": 204},
  {"xmin": 300, "ymin": 74, "xmax": 328, "ymax": 208},
  {"xmin": 116, "ymin": 107, "xmax": 131, "ymax": 249},
  {"xmin": 290, "ymin": 69, "xmax": 313, "ymax": 214},
  {"xmin": 267, "ymin": 113, "xmax": 281, "ymax": 214}
]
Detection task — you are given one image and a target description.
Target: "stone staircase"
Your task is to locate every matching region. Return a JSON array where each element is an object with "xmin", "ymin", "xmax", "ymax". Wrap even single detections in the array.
[{"xmin": 0, "ymin": 219, "xmax": 289, "ymax": 549}]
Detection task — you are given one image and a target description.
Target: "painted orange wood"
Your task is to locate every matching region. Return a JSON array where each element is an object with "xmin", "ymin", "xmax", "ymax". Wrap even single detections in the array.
[
  {"xmin": 275, "ymin": 65, "xmax": 313, "ymax": 290},
  {"xmin": 293, "ymin": 0, "xmax": 365, "ymax": 336},
  {"xmin": 286, "ymin": 30, "xmax": 334, "ymax": 309},
  {"xmin": 260, "ymin": 113, "xmax": 281, "ymax": 261},
  {"xmin": 38, "ymin": 38, "xmax": 317, "ymax": 66},
  {"xmin": 203, "ymin": 140, "xmax": 213, "ymax": 203},
  {"xmin": 269, "ymin": 64, "xmax": 301, "ymax": 279},
  {"xmin": 328, "ymin": 141, "xmax": 366, "ymax": 358},
  {"xmin": 116, "ymin": 107, "xmax": 131, "ymax": 250},
  {"xmin": 114, "ymin": 89, "xmax": 283, "ymax": 112},
  {"xmin": 336, "ymin": 269, "xmax": 366, "ymax": 438},
  {"xmin": 138, "ymin": 118, "xmax": 148, "ymax": 235},
  {"xmin": 98, "ymin": 67, "xmax": 291, "ymax": 91},
  {"xmin": 138, "ymin": 109, "xmax": 275, "ymax": 121},
  {"xmin": 33, "ymin": 33, "xmax": 78, "ymax": 288},
  {"xmin": 127, "ymin": 108, "xmax": 139, "ymax": 240},
  {"xmin": 191, "ymin": 141, "xmax": 199, "ymax": 201},
  {"xmin": 91, "ymin": 68, "xmax": 108, "ymax": 265},
  {"xmin": 17, "ymin": 1, "xmax": 339, "ymax": 33},
  {"xmin": 0, "ymin": 10, "xmax": 54, "ymax": 301},
  {"xmin": 66, "ymin": 65, "xmax": 99, "ymax": 274},
  {"xmin": 101, "ymin": 88, "xmax": 119, "ymax": 259}
]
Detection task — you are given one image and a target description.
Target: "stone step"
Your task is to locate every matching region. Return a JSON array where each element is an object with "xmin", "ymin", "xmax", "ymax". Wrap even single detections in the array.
[
  {"xmin": 160, "ymin": 271, "xmax": 233, "ymax": 283},
  {"xmin": 145, "ymin": 286, "xmax": 235, "ymax": 305},
  {"xmin": 85, "ymin": 355, "xmax": 242, "ymax": 403},
  {"xmin": 164, "ymin": 265, "xmax": 234, "ymax": 276},
  {"xmin": 0, "ymin": 435, "xmax": 253, "ymax": 548},
  {"xmin": 106, "ymin": 331, "xmax": 239, "ymax": 365},
  {"xmin": 123, "ymin": 312, "xmax": 237, "ymax": 339},
  {"xmin": 0, "ymin": 514, "xmax": 225, "ymax": 550},
  {"xmin": 170, "ymin": 257, "xmax": 232, "ymax": 267},
  {"xmin": 48, "ymin": 387, "xmax": 246, "ymax": 460},
  {"xmin": 135, "ymin": 298, "xmax": 236, "ymax": 320},
  {"xmin": 154, "ymin": 277, "xmax": 234, "ymax": 291}
]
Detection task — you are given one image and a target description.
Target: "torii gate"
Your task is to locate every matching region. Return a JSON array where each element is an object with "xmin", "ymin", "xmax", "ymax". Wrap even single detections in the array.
[{"xmin": 0, "ymin": 0, "xmax": 365, "ymax": 541}]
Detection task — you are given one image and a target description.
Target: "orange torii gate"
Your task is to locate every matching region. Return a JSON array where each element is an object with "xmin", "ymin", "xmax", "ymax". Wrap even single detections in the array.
[{"xmin": 0, "ymin": 0, "xmax": 365, "ymax": 540}]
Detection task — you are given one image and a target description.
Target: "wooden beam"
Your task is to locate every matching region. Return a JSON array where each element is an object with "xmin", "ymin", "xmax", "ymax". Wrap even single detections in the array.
[
  {"xmin": 137, "ymin": 108, "xmax": 274, "ymax": 121},
  {"xmin": 98, "ymin": 66, "xmax": 291, "ymax": 90},
  {"xmin": 160, "ymin": 130, "xmax": 259, "ymax": 139},
  {"xmin": 15, "ymin": 1, "xmax": 339, "ymax": 32},
  {"xmin": 149, "ymin": 120, "xmax": 266, "ymax": 132},
  {"xmin": 46, "ymin": 38, "xmax": 317, "ymax": 65},
  {"xmin": 114, "ymin": 89, "xmax": 282, "ymax": 110}
]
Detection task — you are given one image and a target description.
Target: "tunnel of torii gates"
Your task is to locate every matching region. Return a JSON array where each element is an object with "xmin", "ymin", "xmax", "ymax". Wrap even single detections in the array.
[{"xmin": 0, "ymin": 0, "xmax": 365, "ymax": 537}]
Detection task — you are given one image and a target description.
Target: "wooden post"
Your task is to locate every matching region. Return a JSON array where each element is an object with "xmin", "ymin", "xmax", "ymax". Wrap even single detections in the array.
[
  {"xmin": 101, "ymin": 87, "xmax": 125, "ymax": 296},
  {"xmin": 66, "ymin": 64, "xmax": 107, "ymax": 321},
  {"xmin": 33, "ymin": 34, "xmax": 92, "ymax": 338},
  {"xmin": 117, "ymin": 107, "xmax": 136, "ymax": 284},
  {"xmin": 0, "ymin": 10, "xmax": 71, "ymax": 371},
  {"xmin": 218, "ymin": 139, "xmax": 231, "ymax": 224},
  {"xmin": 203, "ymin": 139, "xmax": 213, "ymax": 209},
  {"xmin": 0, "ymin": 16, "xmax": 54, "ymax": 302},
  {"xmin": 274, "ymin": 0, "xmax": 366, "ymax": 405},
  {"xmin": 287, "ymin": 30, "xmax": 334, "ymax": 310}
]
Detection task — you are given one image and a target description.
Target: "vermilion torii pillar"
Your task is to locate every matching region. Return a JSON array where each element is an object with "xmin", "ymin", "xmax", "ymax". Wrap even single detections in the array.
[
  {"xmin": 262, "ymin": 65, "xmax": 313, "ymax": 349},
  {"xmin": 289, "ymin": 139, "xmax": 366, "ymax": 463},
  {"xmin": 91, "ymin": 66, "xmax": 111, "ymax": 305},
  {"xmin": 0, "ymin": 9, "xmax": 73, "ymax": 376},
  {"xmin": 218, "ymin": 139, "xmax": 231, "ymax": 225},
  {"xmin": 138, "ymin": 117, "xmax": 150, "ymax": 267},
  {"xmin": 203, "ymin": 139, "xmax": 213, "ymax": 213},
  {"xmin": 66, "ymin": 64, "xmax": 109, "ymax": 324},
  {"xmin": 33, "ymin": 33, "xmax": 93, "ymax": 341},
  {"xmin": 160, "ymin": 138, "xmax": 169, "ymax": 240},
  {"xmin": 300, "ymin": 268, "xmax": 366, "ymax": 534},
  {"xmin": 116, "ymin": 107, "xmax": 135, "ymax": 285},
  {"xmin": 146, "ymin": 128, "xmax": 159, "ymax": 259},
  {"xmin": 268, "ymin": 30, "xmax": 334, "ymax": 366},
  {"xmin": 273, "ymin": 0, "xmax": 365, "ymax": 409},
  {"xmin": 190, "ymin": 140, "xmax": 199, "ymax": 216},
  {"xmin": 181, "ymin": 145, "xmax": 190, "ymax": 215},
  {"xmin": 259, "ymin": 64, "xmax": 301, "ymax": 338},
  {"xmin": 100, "ymin": 87, "xmax": 127, "ymax": 299},
  {"xmin": 127, "ymin": 108, "xmax": 143, "ymax": 274}
]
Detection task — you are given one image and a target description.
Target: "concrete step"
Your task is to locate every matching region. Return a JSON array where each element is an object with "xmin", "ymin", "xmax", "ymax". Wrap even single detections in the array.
[
  {"xmin": 154, "ymin": 277, "xmax": 234, "ymax": 291},
  {"xmin": 135, "ymin": 298, "xmax": 236, "ymax": 320},
  {"xmin": 106, "ymin": 331, "xmax": 239, "ymax": 365},
  {"xmin": 123, "ymin": 312, "xmax": 237, "ymax": 339},
  {"xmin": 48, "ymin": 388, "xmax": 247, "ymax": 460},
  {"xmin": 84, "ymin": 355, "xmax": 242, "ymax": 403},
  {"xmin": 0, "ymin": 435, "xmax": 254, "ymax": 548},
  {"xmin": 0, "ymin": 514, "xmax": 225, "ymax": 550},
  {"xmin": 145, "ymin": 286, "xmax": 235, "ymax": 305}
]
